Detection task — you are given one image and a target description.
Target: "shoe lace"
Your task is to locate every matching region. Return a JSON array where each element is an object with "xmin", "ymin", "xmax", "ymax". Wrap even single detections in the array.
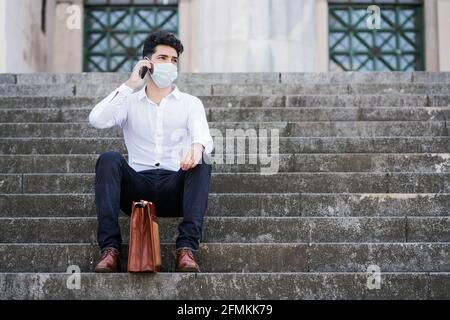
[
  {"xmin": 101, "ymin": 247, "xmax": 119, "ymax": 257},
  {"xmin": 178, "ymin": 249, "xmax": 194, "ymax": 259}
]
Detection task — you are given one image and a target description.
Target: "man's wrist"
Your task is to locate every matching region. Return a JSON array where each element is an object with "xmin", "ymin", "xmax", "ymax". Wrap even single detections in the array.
[
  {"xmin": 124, "ymin": 80, "xmax": 140, "ymax": 91},
  {"xmin": 192, "ymin": 142, "xmax": 205, "ymax": 152}
]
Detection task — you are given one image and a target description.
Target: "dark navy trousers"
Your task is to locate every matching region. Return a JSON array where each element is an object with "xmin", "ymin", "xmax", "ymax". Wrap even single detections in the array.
[{"xmin": 94, "ymin": 150, "xmax": 212, "ymax": 252}]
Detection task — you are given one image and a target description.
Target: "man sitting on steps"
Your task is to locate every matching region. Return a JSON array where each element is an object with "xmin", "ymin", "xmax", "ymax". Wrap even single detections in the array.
[{"xmin": 88, "ymin": 30, "xmax": 214, "ymax": 273}]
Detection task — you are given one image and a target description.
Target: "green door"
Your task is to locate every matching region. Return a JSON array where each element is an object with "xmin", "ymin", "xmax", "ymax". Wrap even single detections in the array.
[
  {"xmin": 328, "ymin": 1, "xmax": 424, "ymax": 71},
  {"xmin": 83, "ymin": 0, "xmax": 179, "ymax": 72}
]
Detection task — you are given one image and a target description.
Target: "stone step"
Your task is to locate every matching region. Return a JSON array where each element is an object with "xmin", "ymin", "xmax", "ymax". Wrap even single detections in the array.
[
  {"xmin": 0, "ymin": 243, "xmax": 448, "ymax": 273},
  {"xmin": 209, "ymin": 83, "xmax": 450, "ymax": 95},
  {"xmin": 282, "ymin": 72, "xmax": 450, "ymax": 84},
  {"xmin": 2, "ymin": 272, "xmax": 449, "ymax": 300},
  {"xmin": 2, "ymin": 137, "xmax": 450, "ymax": 154},
  {"xmin": 0, "ymin": 74, "xmax": 15, "ymax": 84},
  {"xmin": 1, "ymin": 193, "xmax": 447, "ymax": 217},
  {"xmin": 0, "ymin": 84, "xmax": 75, "ymax": 97},
  {"xmin": 75, "ymin": 83, "xmax": 450, "ymax": 96},
  {"xmin": 280, "ymin": 72, "xmax": 450, "ymax": 84},
  {"xmin": 11, "ymin": 72, "xmax": 450, "ymax": 85},
  {"xmin": 195, "ymin": 94, "xmax": 450, "ymax": 108},
  {"xmin": 1, "ymin": 217, "xmax": 448, "ymax": 243},
  {"xmin": 2, "ymin": 153, "xmax": 450, "ymax": 174},
  {"xmin": 1, "ymin": 172, "xmax": 450, "ymax": 194},
  {"xmin": 208, "ymin": 107, "xmax": 450, "ymax": 122},
  {"xmin": 3, "ymin": 71, "xmax": 448, "ymax": 301},
  {"xmin": 2, "ymin": 107, "xmax": 450, "ymax": 123},
  {"xmin": 0, "ymin": 96, "xmax": 96, "ymax": 109},
  {"xmin": 15, "ymin": 73, "xmax": 280, "ymax": 86},
  {"xmin": 1, "ymin": 94, "xmax": 449, "ymax": 108},
  {"xmin": 1, "ymin": 121, "xmax": 448, "ymax": 138}
]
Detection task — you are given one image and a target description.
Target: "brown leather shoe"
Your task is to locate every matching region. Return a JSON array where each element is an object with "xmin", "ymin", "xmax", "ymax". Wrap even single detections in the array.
[
  {"xmin": 95, "ymin": 247, "xmax": 120, "ymax": 273},
  {"xmin": 176, "ymin": 248, "xmax": 200, "ymax": 272}
]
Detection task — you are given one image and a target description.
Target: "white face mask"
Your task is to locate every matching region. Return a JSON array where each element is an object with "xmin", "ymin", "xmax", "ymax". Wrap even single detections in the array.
[{"xmin": 150, "ymin": 62, "xmax": 178, "ymax": 88}]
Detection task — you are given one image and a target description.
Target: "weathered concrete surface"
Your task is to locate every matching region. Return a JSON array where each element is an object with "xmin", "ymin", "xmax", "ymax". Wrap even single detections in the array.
[
  {"xmin": 0, "ymin": 216, "xmax": 413, "ymax": 243},
  {"xmin": 0, "ymin": 74, "xmax": 16, "ymax": 85},
  {"xmin": 0, "ymin": 96, "xmax": 96, "ymax": 109},
  {"xmin": 0, "ymin": 174, "xmax": 22, "ymax": 193},
  {"xmin": 12, "ymin": 72, "xmax": 450, "ymax": 85},
  {"xmin": 210, "ymin": 83, "xmax": 450, "ymax": 95},
  {"xmin": 3, "ymin": 215, "xmax": 446, "ymax": 245},
  {"xmin": 1, "ymin": 72, "xmax": 450, "ymax": 300},
  {"xmin": 15, "ymin": 72, "xmax": 280, "ymax": 86},
  {"xmin": 1, "ymin": 93, "xmax": 449, "ymax": 107},
  {"xmin": 1, "ymin": 193, "xmax": 449, "ymax": 217},
  {"xmin": 208, "ymin": 107, "xmax": 450, "ymax": 122},
  {"xmin": 0, "ymin": 84, "xmax": 75, "ymax": 97},
  {"xmin": 407, "ymin": 217, "xmax": 450, "ymax": 242},
  {"xmin": 2, "ymin": 137, "xmax": 450, "ymax": 155},
  {"xmin": 2, "ymin": 272, "xmax": 448, "ymax": 300},
  {"xmin": 0, "ymin": 243, "xmax": 448, "ymax": 273},
  {"xmin": 1, "ymin": 121, "xmax": 448, "ymax": 138},
  {"xmin": 2, "ymin": 106, "xmax": 450, "ymax": 123},
  {"xmin": 281, "ymin": 72, "xmax": 414, "ymax": 84},
  {"xmin": 74, "ymin": 83, "xmax": 450, "ymax": 96},
  {"xmin": 3, "ymin": 153, "xmax": 450, "ymax": 174},
  {"xmin": 4, "ymin": 172, "xmax": 450, "ymax": 194}
]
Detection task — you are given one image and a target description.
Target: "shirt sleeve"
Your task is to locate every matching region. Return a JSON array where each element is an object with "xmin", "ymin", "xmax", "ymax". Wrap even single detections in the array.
[
  {"xmin": 88, "ymin": 82, "xmax": 134, "ymax": 129},
  {"xmin": 188, "ymin": 97, "xmax": 214, "ymax": 154}
]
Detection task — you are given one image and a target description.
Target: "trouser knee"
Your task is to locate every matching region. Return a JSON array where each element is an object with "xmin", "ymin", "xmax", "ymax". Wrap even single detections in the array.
[{"xmin": 95, "ymin": 151, "xmax": 124, "ymax": 172}]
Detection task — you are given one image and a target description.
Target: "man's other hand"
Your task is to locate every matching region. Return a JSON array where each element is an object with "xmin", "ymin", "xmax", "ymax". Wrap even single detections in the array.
[{"xmin": 180, "ymin": 143, "xmax": 204, "ymax": 171}]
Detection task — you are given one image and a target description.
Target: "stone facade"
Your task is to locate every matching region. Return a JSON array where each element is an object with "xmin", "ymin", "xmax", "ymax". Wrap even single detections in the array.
[{"xmin": 0, "ymin": 0, "xmax": 449, "ymax": 72}]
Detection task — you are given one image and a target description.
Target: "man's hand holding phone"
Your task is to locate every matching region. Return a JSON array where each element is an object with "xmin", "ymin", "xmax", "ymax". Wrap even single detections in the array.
[{"xmin": 125, "ymin": 58, "xmax": 153, "ymax": 91}]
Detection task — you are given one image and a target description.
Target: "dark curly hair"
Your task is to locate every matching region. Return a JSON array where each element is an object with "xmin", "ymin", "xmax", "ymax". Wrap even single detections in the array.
[{"xmin": 142, "ymin": 30, "xmax": 184, "ymax": 59}]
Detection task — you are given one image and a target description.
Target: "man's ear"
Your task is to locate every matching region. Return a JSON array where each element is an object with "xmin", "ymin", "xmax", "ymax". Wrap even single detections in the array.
[{"xmin": 144, "ymin": 57, "xmax": 154, "ymax": 74}]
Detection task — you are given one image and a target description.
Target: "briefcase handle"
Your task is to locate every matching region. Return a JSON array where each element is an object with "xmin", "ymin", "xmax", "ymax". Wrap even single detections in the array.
[
  {"xmin": 133, "ymin": 200, "xmax": 157, "ymax": 220},
  {"xmin": 134, "ymin": 200, "xmax": 146, "ymax": 208}
]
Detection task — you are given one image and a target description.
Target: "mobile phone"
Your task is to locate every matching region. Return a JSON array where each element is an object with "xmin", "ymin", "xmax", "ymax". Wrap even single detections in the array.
[
  {"xmin": 139, "ymin": 66, "xmax": 148, "ymax": 79},
  {"xmin": 139, "ymin": 59, "xmax": 153, "ymax": 79}
]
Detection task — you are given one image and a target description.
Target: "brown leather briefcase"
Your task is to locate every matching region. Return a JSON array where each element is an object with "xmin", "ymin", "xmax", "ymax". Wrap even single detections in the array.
[{"xmin": 128, "ymin": 200, "xmax": 162, "ymax": 272}]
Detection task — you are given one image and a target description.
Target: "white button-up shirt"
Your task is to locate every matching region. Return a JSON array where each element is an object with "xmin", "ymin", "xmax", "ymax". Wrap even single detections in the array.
[{"xmin": 88, "ymin": 82, "xmax": 214, "ymax": 172}]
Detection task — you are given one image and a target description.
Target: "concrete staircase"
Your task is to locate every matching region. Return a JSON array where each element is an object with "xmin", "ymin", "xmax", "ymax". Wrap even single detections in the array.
[{"xmin": 0, "ymin": 72, "xmax": 449, "ymax": 299}]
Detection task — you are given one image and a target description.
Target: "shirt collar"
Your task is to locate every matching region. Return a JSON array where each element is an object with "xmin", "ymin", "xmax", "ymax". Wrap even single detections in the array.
[{"xmin": 137, "ymin": 84, "xmax": 181, "ymax": 102}]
